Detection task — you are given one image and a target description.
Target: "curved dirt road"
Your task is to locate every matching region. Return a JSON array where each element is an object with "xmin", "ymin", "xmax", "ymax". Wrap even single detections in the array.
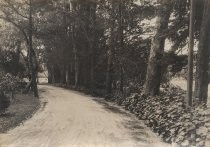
[{"xmin": 0, "ymin": 85, "xmax": 170, "ymax": 147}]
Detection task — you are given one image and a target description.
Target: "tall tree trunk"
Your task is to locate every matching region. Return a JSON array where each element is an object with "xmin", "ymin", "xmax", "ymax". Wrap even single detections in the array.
[
  {"xmin": 106, "ymin": 47, "xmax": 113, "ymax": 97},
  {"xmin": 90, "ymin": 44, "xmax": 95, "ymax": 92},
  {"xmin": 186, "ymin": 0, "xmax": 196, "ymax": 107},
  {"xmin": 29, "ymin": 0, "xmax": 38, "ymax": 97},
  {"xmin": 194, "ymin": 0, "xmax": 210, "ymax": 104},
  {"xmin": 70, "ymin": 3, "xmax": 78, "ymax": 88},
  {"xmin": 119, "ymin": 0, "xmax": 124, "ymax": 94},
  {"xmin": 144, "ymin": 0, "xmax": 172, "ymax": 96},
  {"xmin": 90, "ymin": 2, "xmax": 97, "ymax": 92},
  {"xmin": 106, "ymin": 2, "xmax": 116, "ymax": 97}
]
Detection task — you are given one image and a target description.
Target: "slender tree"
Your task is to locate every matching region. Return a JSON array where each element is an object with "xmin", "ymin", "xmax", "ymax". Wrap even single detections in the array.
[
  {"xmin": 186, "ymin": 0, "xmax": 195, "ymax": 107},
  {"xmin": 194, "ymin": 0, "xmax": 210, "ymax": 104},
  {"xmin": 118, "ymin": 0, "xmax": 124, "ymax": 94},
  {"xmin": 29, "ymin": 0, "xmax": 38, "ymax": 97},
  {"xmin": 106, "ymin": 1, "xmax": 116, "ymax": 97}
]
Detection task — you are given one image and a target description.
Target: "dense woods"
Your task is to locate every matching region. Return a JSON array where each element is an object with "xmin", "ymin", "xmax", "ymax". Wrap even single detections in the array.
[
  {"xmin": 0, "ymin": 0, "xmax": 188, "ymax": 97},
  {"xmin": 0, "ymin": 0, "xmax": 210, "ymax": 146}
]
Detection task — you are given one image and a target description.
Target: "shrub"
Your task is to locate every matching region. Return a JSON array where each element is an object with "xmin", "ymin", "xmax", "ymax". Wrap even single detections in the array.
[
  {"xmin": 0, "ymin": 94, "xmax": 10, "ymax": 113},
  {"xmin": 0, "ymin": 72, "xmax": 21, "ymax": 95},
  {"xmin": 119, "ymin": 85, "xmax": 208, "ymax": 147}
]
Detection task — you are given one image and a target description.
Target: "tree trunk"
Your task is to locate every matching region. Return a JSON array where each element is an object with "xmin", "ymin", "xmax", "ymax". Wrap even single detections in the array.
[
  {"xmin": 52, "ymin": 65, "xmax": 55, "ymax": 83},
  {"xmin": 90, "ymin": 2, "xmax": 97, "ymax": 92},
  {"xmin": 106, "ymin": 3, "xmax": 116, "ymax": 97},
  {"xmin": 119, "ymin": 63, "xmax": 124, "ymax": 93},
  {"xmin": 106, "ymin": 47, "xmax": 113, "ymax": 97},
  {"xmin": 186, "ymin": 0, "xmax": 196, "ymax": 107},
  {"xmin": 119, "ymin": 0, "xmax": 124, "ymax": 94},
  {"xmin": 144, "ymin": 0, "xmax": 172, "ymax": 96},
  {"xmin": 66, "ymin": 65, "xmax": 70, "ymax": 87},
  {"xmin": 29, "ymin": 0, "xmax": 38, "ymax": 97},
  {"xmin": 84, "ymin": 55, "xmax": 90, "ymax": 88},
  {"xmin": 60, "ymin": 65, "xmax": 66, "ymax": 84},
  {"xmin": 70, "ymin": 4, "xmax": 78, "ymax": 88},
  {"xmin": 47, "ymin": 66, "xmax": 52, "ymax": 84},
  {"xmin": 90, "ymin": 45, "xmax": 95, "ymax": 92},
  {"xmin": 74, "ymin": 50, "xmax": 79, "ymax": 88},
  {"xmin": 194, "ymin": 0, "xmax": 210, "ymax": 104}
]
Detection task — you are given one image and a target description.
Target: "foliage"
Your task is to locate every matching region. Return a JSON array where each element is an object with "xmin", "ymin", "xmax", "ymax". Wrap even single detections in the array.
[
  {"xmin": 119, "ymin": 85, "xmax": 208, "ymax": 146},
  {"xmin": 0, "ymin": 0, "xmax": 192, "ymax": 94},
  {"xmin": 0, "ymin": 72, "xmax": 21, "ymax": 93},
  {"xmin": 0, "ymin": 72, "xmax": 21, "ymax": 112},
  {"xmin": 0, "ymin": 50, "xmax": 26, "ymax": 77},
  {"xmin": 161, "ymin": 52, "xmax": 188, "ymax": 83}
]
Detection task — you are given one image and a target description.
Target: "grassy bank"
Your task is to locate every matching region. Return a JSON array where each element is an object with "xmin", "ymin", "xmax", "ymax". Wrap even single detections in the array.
[{"xmin": 0, "ymin": 93, "xmax": 40, "ymax": 133}]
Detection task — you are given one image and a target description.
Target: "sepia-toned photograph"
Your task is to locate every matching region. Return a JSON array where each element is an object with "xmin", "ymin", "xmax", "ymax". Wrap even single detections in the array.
[{"xmin": 0, "ymin": 0, "xmax": 209, "ymax": 147}]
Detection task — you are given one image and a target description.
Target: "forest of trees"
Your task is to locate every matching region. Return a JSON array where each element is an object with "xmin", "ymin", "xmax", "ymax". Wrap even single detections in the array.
[
  {"xmin": 0, "ymin": 0, "xmax": 188, "ymax": 98},
  {"xmin": 0, "ymin": 0, "xmax": 210, "ymax": 146},
  {"xmin": 1, "ymin": 0, "xmax": 207, "ymax": 104}
]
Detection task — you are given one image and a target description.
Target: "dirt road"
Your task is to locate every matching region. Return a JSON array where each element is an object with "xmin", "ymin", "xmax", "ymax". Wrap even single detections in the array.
[{"xmin": 0, "ymin": 85, "xmax": 170, "ymax": 147}]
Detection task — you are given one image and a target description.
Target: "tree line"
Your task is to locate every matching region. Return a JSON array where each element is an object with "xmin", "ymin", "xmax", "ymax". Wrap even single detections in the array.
[{"xmin": 0, "ymin": 0, "xmax": 209, "ymax": 106}]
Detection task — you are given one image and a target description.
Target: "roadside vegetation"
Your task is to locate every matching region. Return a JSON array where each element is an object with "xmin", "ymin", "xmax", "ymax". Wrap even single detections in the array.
[
  {"xmin": 0, "ymin": 70, "xmax": 40, "ymax": 133},
  {"xmin": 0, "ymin": 37, "xmax": 40, "ymax": 133}
]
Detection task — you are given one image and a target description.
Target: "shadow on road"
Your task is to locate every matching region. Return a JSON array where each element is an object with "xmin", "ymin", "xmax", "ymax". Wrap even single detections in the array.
[
  {"xmin": 93, "ymin": 98, "xmax": 130, "ymax": 117},
  {"xmin": 93, "ymin": 98, "xmax": 151, "ymax": 143}
]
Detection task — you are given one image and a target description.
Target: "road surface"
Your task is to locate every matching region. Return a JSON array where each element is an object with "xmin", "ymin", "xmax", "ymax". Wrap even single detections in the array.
[{"xmin": 0, "ymin": 85, "xmax": 170, "ymax": 147}]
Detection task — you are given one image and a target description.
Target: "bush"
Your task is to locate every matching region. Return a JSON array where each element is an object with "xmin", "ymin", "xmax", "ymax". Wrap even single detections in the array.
[
  {"xmin": 0, "ymin": 73, "xmax": 20, "ymax": 93},
  {"xmin": 0, "ymin": 94, "xmax": 10, "ymax": 113},
  {"xmin": 119, "ymin": 85, "xmax": 208, "ymax": 147}
]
